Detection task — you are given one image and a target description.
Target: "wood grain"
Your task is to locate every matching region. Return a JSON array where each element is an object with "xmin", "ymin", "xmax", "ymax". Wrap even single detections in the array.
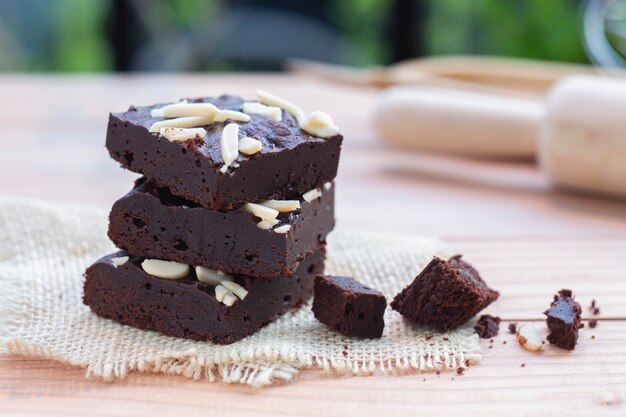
[{"xmin": 1, "ymin": 74, "xmax": 625, "ymax": 416}]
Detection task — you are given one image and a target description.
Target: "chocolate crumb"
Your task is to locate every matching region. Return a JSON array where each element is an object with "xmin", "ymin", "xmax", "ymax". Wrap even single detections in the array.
[
  {"xmin": 464, "ymin": 360, "xmax": 470, "ymax": 367},
  {"xmin": 425, "ymin": 334, "xmax": 433, "ymax": 341},
  {"xmin": 593, "ymin": 307, "xmax": 600, "ymax": 315},
  {"xmin": 591, "ymin": 335, "xmax": 596, "ymax": 339},
  {"xmin": 579, "ymin": 322, "xmax": 585, "ymax": 329},
  {"xmin": 443, "ymin": 337, "xmax": 449, "ymax": 341},
  {"xmin": 474, "ymin": 314, "xmax": 501, "ymax": 338},
  {"xmin": 508, "ymin": 323, "xmax": 517, "ymax": 334},
  {"xmin": 423, "ymin": 378, "xmax": 426, "ymax": 382},
  {"xmin": 502, "ymin": 340, "xmax": 507, "ymax": 345},
  {"xmin": 456, "ymin": 367, "xmax": 465, "ymax": 376},
  {"xmin": 589, "ymin": 320, "xmax": 598, "ymax": 328},
  {"xmin": 521, "ymin": 363, "xmax": 526, "ymax": 368},
  {"xmin": 436, "ymin": 370, "xmax": 441, "ymax": 375}
]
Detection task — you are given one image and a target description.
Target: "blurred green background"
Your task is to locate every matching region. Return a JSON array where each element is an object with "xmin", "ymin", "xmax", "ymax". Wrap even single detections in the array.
[{"xmin": 0, "ymin": 0, "xmax": 591, "ymax": 72}]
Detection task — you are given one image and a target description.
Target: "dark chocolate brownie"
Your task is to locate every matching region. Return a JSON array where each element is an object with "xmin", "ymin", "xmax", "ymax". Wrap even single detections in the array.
[
  {"xmin": 108, "ymin": 178, "xmax": 334, "ymax": 277},
  {"xmin": 544, "ymin": 289, "xmax": 582, "ymax": 350},
  {"xmin": 473, "ymin": 314, "xmax": 501, "ymax": 338},
  {"xmin": 391, "ymin": 255, "xmax": 499, "ymax": 332},
  {"xmin": 106, "ymin": 95, "xmax": 342, "ymax": 210},
  {"xmin": 83, "ymin": 249, "xmax": 324, "ymax": 344},
  {"xmin": 312, "ymin": 275, "xmax": 387, "ymax": 338}
]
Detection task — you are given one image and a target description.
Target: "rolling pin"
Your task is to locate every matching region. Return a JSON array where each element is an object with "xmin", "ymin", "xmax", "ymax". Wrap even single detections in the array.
[{"xmin": 374, "ymin": 74, "xmax": 626, "ymax": 198}]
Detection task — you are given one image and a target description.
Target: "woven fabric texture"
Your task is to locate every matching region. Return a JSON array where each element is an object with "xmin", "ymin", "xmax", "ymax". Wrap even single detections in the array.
[{"xmin": 0, "ymin": 196, "xmax": 481, "ymax": 387}]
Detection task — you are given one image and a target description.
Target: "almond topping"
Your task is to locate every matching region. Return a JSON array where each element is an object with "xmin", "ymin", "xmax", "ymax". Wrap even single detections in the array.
[
  {"xmin": 215, "ymin": 285, "xmax": 228, "ymax": 302},
  {"xmin": 257, "ymin": 90, "xmax": 305, "ymax": 124},
  {"xmin": 221, "ymin": 281, "xmax": 248, "ymax": 300},
  {"xmin": 195, "ymin": 266, "xmax": 234, "ymax": 286},
  {"xmin": 221, "ymin": 292, "xmax": 237, "ymax": 306},
  {"xmin": 243, "ymin": 102, "xmax": 282, "ymax": 121},
  {"xmin": 220, "ymin": 123, "xmax": 240, "ymax": 171},
  {"xmin": 273, "ymin": 224, "xmax": 291, "ymax": 234},
  {"xmin": 238, "ymin": 137, "xmax": 263, "ymax": 155},
  {"xmin": 516, "ymin": 324, "xmax": 543, "ymax": 352},
  {"xmin": 159, "ymin": 127, "xmax": 206, "ymax": 142},
  {"xmin": 257, "ymin": 219, "xmax": 280, "ymax": 230},
  {"xmin": 302, "ymin": 188, "xmax": 322, "ymax": 202},
  {"xmin": 214, "ymin": 110, "xmax": 251, "ymax": 123},
  {"xmin": 151, "ymin": 102, "xmax": 220, "ymax": 118},
  {"xmin": 244, "ymin": 202, "xmax": 279, "ymax": 220},
  {"xmin": 149, "ymin": 115, "xmax": 213, "ymax": 133},
  {"xmin": 110, "ymin": 256, "xmax": 129, "ymax": 267},
  {"xmin": 324, "ymin": 182, "xmax": 332, "ymax": 191},
  {"xmin": 302, "ymin": 111, "xmax": 340, "ymax": 138},
  {"xmin": 141, "ymin": 259, "xmax": 190, "ymax": 280},
  {"xmin": 260, "ymin": 199, "xmax": 300, "ymax": 212}
]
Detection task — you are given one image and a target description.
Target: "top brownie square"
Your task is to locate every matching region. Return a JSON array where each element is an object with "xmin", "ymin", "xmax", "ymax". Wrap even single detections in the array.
[{"xmin": 106, "ymin": 95, "xmax": 343, "ymax": 210}]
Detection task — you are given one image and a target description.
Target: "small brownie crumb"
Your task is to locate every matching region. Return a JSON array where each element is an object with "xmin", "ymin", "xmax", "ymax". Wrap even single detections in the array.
[
  {"xmin": 589, "ymin": 319, "xmax": 598, "ymax": 328},
  {"xmin": 456, "ymin": 367, "xmax": 465, "ymax": 376},
  {"xmin": 544, "ymin": 289, "xmax": 582, "ymax": 350},
  {"xmin": 474, "ymin": 314, "xmax": 501, "ymax": 338},
  {"xmin": 312, "ymin": 275, "xmax": 387, "ymax": 338},
  {"xmin": 391, "ymin": 255, "xmax": 499, "ymax": 332},
  {"xmin": 521, "ymin": 363, "xmax": 526, "ymax": 368},
  {"xmin": 508, "ymin": 323, "xmax": 517, "ymax": 334}
]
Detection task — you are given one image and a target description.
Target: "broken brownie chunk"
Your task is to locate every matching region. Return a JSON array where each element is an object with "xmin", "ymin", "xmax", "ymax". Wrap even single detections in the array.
[
  {"xmin": 474, "ymin": 314, "xmax": 501, "ymax": 338},
  {"xmin": 312, "ymin": 275, "xmax": 387, "ymax": 338},
  {"xmin": 544, "ymin": 289, "xmax": 582, "ymax": 350},
  {"xmin": 391, "ymin": 255, "xmax": 499, "ymax": 332}
]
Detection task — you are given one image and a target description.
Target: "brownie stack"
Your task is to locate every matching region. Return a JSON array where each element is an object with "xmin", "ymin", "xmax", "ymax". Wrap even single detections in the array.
[{"xmin": 83, "ymin": 92, "xmax": 343, "ymax": 344}]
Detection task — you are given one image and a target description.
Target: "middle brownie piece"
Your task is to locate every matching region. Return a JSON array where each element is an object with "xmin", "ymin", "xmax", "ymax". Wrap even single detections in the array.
[{"xmin": 109, "ymin": 178, "xmax": 335, "ymax": 277}]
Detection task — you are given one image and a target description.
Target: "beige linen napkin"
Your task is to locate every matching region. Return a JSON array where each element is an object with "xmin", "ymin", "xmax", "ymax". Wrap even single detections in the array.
[{"xmin": 0, "ymin": 196, "xmax": 481, "ymax": 387}]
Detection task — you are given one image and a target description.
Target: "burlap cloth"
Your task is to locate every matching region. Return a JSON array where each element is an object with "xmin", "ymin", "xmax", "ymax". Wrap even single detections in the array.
[{"xmin": 0, "ymin": 196, "xmax": 481, "ymax": 387}]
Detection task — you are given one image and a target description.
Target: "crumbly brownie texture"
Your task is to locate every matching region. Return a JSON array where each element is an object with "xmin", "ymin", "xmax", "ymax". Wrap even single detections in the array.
[
  {"xmin": 474, "ymin": 314, "xmax": 501, "ymax": 339},
  {"xmin": 391, "ymin": 255, "xmax": 499, "ymax": 332},
  {"xmin": 544, "ymin": 289, "xmax": 582, "ymax": 350},
  {"xmin": 312, "ymin": 275, "xmax": 387, "ymax": 338},
  {"xmin": 106, "ymin": 95, "xmax": 343, "ymax": 210},
  {"xmin": 83, "ymin": 250, "xmax": 325, "ymax": 344},
  {"xmin": 108, "ymin": 178, "xmax": 335, "ymax": 277}
]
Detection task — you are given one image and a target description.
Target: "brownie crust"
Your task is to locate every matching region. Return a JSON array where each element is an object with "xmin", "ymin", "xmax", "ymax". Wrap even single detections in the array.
[
  {"xmin": 544, "ymin": 289, "xmax": 582, "ymax": 350},
  {"xmin": 312, "ymin": 275, "xmax": 387, "ymax": 338},
  {"xmin": 106, "ymin": 95, "xmax": 343, "ymax": 210},
  {"xmin": 108, "ymin": 178, "xmax": 335, "ymax": 277},
  {"xmin": 83, "ymin": 250, "xmax": 325, "ymax": 344},
  {"xmin": 391, "ymin": 255, "xmax": 499, "ymax": 332}
]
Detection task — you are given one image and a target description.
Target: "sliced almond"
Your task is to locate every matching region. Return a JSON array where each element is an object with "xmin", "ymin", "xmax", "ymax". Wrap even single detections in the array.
[
  {"xmin": 324, "ymin": 182, "xmax": 332, "ymax": 191},
  {"xmin": 273, "ymin": 224, "xmax": 291, "ymax": 234},
  {"xmin": 243, "ymin": 102, "xmax": 282, "ymax": 121},
  {"xmin": 151, "ymin": 102, "xmax": 220, "ymax": 118},
  {"xmin": 110, "ymin": 256, "xmax": 129, "ymax": 267},
  {"xmin": 257, "ymin": 90, "xmax": 305, "ymax": 124},
  {"xmin": 260, "ymin": 199, "xmax": 300, "ymax": 212},
  {"xmin": 141, "ymin": 259, "xmax": 190, "ymax": 280},
  {"xmin": 221, "ymin": 280, "xmax": 248, "ymax": 300},
  {"xmin": 244, "ymin": 202, "xmax": 279, "ymax": 220},
  {"xmin": 220, "ymin": 123, "xmax": 240, "ymax": 171},
  {"xmin": 516, "ymin": 324, "xmax": 543, "ymax": 352},
  {"xmin": 302, "ymin": 188, "xmax": 322, "ymax": 202},
  {"xmin": 221, "ymin": 292, "xmax": 237, "ymax": 306},
  {"xmin": 257, "ymin": 219, "xmax": 280, "ymax": 230},
  {"xmin": 159, "ymin": 127, "xmax": 206, "ymax": 142},
  {"xmin": 214, "ymin": 110, "xmax": 251, "ymax": 123},
  {"xmin": 302, "ymin": 111, "xmax": 340, "ymax": 138},
  {"xmin": 238, "ymin": 137, "xmax": 263, "ymax": 156},
  {"xmin": 195, "ymin": 266, "xmax": 234, "ymax": 286},
  {"xmin": 149, "ymin": 115, "xmax": 213, "ymax": 133},
  {"xmin": 215, "ymin": 285, "xmax": 228, "ymax": 302}
]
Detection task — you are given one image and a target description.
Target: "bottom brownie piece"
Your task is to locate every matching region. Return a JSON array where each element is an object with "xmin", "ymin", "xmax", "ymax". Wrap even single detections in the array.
[
  {"xmin": 391, "ymin": 255, "xmax": 499, "ymax": 332},
  {"xmin": 83, "ymin": 249, "xmax": 324, "ymax": 344},
  {"xmin": 544, "ymin": 289, "xmax": 582, "ymax": 350}
]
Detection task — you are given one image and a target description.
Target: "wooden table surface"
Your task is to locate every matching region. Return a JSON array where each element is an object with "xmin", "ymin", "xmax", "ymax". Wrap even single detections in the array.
[{"xmin": 1, "ymin": 74, "xmax": 626, "ymax": 417}]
